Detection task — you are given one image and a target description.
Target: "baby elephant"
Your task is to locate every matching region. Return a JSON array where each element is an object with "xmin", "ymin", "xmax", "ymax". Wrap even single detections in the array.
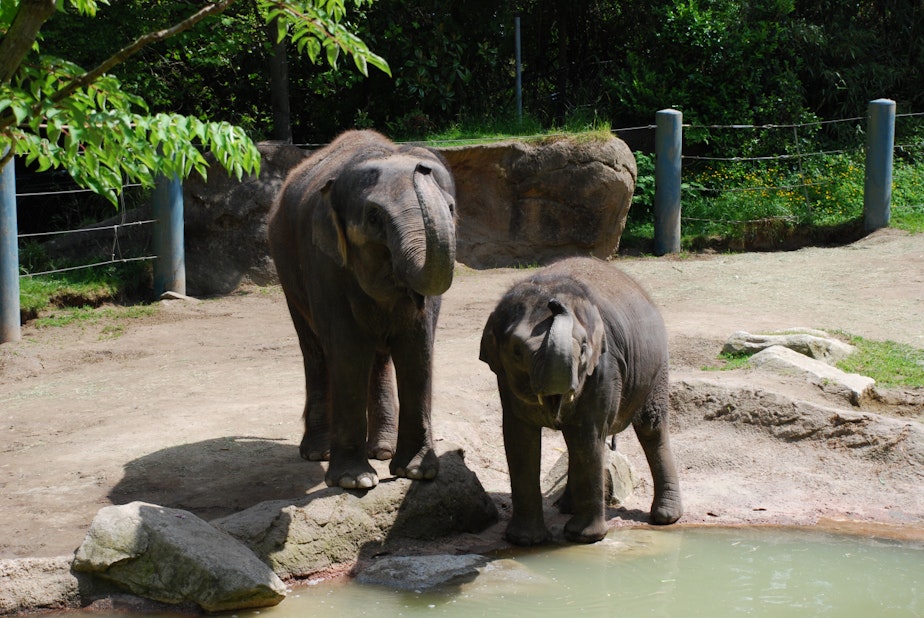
[{"xmin": 480, "ymin": 257, "xmax": 682, "ymax": 545}]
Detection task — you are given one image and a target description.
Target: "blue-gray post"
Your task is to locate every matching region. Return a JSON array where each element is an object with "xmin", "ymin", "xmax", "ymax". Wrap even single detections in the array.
[
  {"xmin": 0, "ymin": 155, "xmax": 20, "ymax": 343},
  {"xmin": 864, "ymin": 98, "xmax": 895, "ymax": 233},
  {"xmin": 152, "ymin": 174, "xmax": 186, "ymax": 297},
  {"xmin": 654, "ymin": 108, "xmax": 683, "ymax": 255}
]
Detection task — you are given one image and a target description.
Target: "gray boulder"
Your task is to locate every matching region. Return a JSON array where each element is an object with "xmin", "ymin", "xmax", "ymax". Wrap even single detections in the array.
[
  {"xmin": 543, "ymin": 448, "xmax": 639, "ymax": 507},
  {"xmin": 212, "ymin": 445, "xmax": 498, "ymax": 579},
  {"xmin": 440, "ymin": 135, "xmax": 636, "ymax": 268},
  {"xmin": 723, "ymin": 329, "xmax": 856, "ymax": 364},
  {"xmin": 356, "ymin": 554, "xmax": 488, "ymax": 590},
  {"xmin": 72, "ymin": 502, "xmax": 286, "ymax": 612}
]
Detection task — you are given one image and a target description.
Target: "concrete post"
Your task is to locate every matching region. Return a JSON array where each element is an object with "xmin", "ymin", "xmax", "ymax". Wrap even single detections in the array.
[
  {"xmin": 152, "ymin": 174, "xmax": 186, "ymax": 297},
  {"xmin": 0, "ymin": 155, "xmax": 20, "ymax": 343},
  {"xmin": 654, "ymin": 109, "xmax": 683, "ymax": 255},
  {"xmin": 864, "ymin": 98, "xmax": 895, "ymax": 233}
]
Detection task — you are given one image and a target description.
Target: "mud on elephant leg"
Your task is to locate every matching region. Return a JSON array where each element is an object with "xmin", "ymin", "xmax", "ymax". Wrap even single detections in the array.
[{"xmin": 366, "ymin": 352, "xmax": 398, "ymax": 460}]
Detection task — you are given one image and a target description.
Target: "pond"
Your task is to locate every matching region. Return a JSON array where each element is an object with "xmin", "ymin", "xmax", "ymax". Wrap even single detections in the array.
[{"xmin": 247, "ymin": 526, "xmax": 922, "ymax": 617}]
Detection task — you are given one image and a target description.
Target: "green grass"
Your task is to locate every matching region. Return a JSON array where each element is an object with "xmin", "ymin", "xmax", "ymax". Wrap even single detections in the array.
[
  {"xmin": 19, "ymin": 251, "xmax": 152, "ymax": 318},
  {"xmin": 423, "ymin": 112, "xmax": 612, "ymax": 148},
  {"xmin": 704, "ymin": 332, "xmax": 924, "ymax": 388},
  {"xmin": 836, "ymin": 334, "xmax": 924, "ymax": 388},
  {"xmin": 33, "ymin": 304, "xmax": 157, "ymax": 329}
]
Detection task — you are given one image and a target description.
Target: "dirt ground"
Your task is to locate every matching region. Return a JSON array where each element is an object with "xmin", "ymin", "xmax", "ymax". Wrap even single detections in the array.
[{"xmin": 2, "ymin": 228, "xmax": 923, "ymax": 563}]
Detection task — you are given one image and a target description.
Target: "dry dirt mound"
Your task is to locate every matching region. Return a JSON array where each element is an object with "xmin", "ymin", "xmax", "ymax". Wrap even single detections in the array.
[{"xmin": 1, "ymin": 229, "xmax": 923, "ymax": 567}]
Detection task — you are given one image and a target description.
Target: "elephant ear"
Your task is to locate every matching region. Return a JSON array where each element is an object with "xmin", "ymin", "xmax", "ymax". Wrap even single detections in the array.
[
  {"xmin": 479, "ymin": 309, "xmax": 502, "ymax": 374},
  {"xmin": 311, "ymin": 179, "xmax": 348, "ymax": 267},
  {"xmin": 580, "ymin": 302, "xmax": 607, "ymax": 376}
]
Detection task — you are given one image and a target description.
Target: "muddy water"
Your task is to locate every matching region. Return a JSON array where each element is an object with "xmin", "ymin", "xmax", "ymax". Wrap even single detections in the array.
[{"xmin": 252, "ymin": 527, "xmax": 922, "ymax": 617}]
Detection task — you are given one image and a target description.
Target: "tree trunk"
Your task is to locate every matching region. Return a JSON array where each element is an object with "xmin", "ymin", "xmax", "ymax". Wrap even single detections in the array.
[
  {"xmin": 265, "ymin": 17, "xmax": 292, "ymax": 143},
  {"xmin": 0, "ymin": 0, "xmax": 57, "ymax": 85}
]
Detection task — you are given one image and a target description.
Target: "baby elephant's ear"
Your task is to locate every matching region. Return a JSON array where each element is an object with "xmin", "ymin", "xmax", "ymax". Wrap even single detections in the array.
[
  {"xmin": 581, "ymin": 303, "xmax": 607, "ymax": 376},
  {"xmin": 311, "ymin": 178, "xmax": 348, "ymax": 267},
  {"xmin": 479, "ymin": 310, "xmax": 502, "ymax": 374}
]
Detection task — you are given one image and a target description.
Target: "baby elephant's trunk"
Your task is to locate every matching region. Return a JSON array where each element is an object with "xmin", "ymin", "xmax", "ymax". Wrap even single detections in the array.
[{"xmin": 531, "ymin": 299, "xmax": 577, "ymax": 419}]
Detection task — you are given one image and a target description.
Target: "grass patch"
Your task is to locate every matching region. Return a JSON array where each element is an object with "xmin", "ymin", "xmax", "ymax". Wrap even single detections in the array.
[
  {"xmin": 19, "ymin": 249, "xmax": 152, "ymax": 319},
  {"xmin": 835, "ymin": 334, "xmax": 924, "ymax": 388},
  {"xmin": 33, "ymin": 304, "xmax": 157, "ymax": 329}
]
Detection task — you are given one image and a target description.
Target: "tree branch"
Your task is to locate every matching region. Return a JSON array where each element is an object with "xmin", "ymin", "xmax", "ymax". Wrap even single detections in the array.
[
  {"xmin": 49, "ymin": 0, "xmax": 239, "ymax": 105},
  {"xmin": 0, "ymin": 0, "xmax": 57, "ymax": 85}
]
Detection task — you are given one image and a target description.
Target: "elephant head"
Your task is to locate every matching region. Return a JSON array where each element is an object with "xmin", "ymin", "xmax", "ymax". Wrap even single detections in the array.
[
  {"xmin": 312, "ymin": 147, "xmax": 457, "ymax": 308},
  {"xmin": 481, "ymin": 287, "xmax": 606, "ymax": 427}
]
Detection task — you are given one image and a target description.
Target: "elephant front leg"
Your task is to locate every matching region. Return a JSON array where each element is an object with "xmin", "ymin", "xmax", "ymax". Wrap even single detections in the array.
[
  {"xmin": 366, "ymin": 351, "xmax": 398, "ymax": 460},
  {"xmin": 561, "ymin": 423, "xmax": 608, "ymax": 543},
  {"xmin": 503, "ymin": 400, "xmax": 550, "ymax": 546},
  {"xmin": 326, "ymin": 351, "xmax": 379, "ymax": 490},
  {"xmin": 388, "ymin": 329, "xmax": 439, "ymax": 481}
]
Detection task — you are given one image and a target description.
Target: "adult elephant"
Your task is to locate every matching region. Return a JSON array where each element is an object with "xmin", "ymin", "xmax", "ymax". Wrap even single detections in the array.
[
  {"xmin": 267, "ymin": 130, "xmax": 457, "ymax": 490},
  {"xmin": 480, "ymin": 257, "xmax": 682, "ymax": 544}
]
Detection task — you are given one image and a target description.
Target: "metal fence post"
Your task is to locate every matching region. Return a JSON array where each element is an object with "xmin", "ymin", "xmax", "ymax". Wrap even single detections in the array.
[
  {"xmin": 654, "ymin": 108, "xmax": 683, "ymax": 255},
  {"xmin": 152, "ymin": 174, "xmax": 186, "ymax": 297},
  {"xmin": 1, "ymin": 155, "xmax": 20, "ymax": 343},
  {"xmin": 864, "ymin": 98, "xmax": 895, "ymax": 233}
]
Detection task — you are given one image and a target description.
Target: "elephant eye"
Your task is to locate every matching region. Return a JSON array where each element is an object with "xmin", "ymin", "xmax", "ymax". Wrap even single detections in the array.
[
  {"xmin": 365, "ymin": 206, "xmax": 384, "ymax": 231},
  {"xmin": 580, "ymin": 340, "xmax": 588, "ymax": 360}
]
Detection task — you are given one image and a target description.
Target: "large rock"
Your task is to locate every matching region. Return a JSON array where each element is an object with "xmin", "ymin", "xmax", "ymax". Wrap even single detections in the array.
[
  {"xmin": 440, "ymin": 135, "xmax": 636, "ymax": 268},
  {"xmin": 722, "ymin": 329, "xmax": 856, "ymax": 364},
  {"xmin": 72, "ymin": 502, "xmax": 287, "ymax": 612},
  {"xmin": 212, "ymin": 445, "xmax": 498, "ymax": 579}
]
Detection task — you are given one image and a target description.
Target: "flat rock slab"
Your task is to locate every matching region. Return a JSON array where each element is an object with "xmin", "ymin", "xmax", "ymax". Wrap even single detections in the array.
[{"xmin": 749, "ymin": 345, "xmax": 875, "ymax": 405}]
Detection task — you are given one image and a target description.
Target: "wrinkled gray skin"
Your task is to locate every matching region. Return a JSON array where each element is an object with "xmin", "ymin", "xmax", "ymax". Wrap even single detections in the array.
[
  {"xmin": 267, "ymin": 130, "xmax": 456, "ymax": 490},
  {"xmin": 480, "ymin": 257, "xmax": 682, "ymax": 545}
]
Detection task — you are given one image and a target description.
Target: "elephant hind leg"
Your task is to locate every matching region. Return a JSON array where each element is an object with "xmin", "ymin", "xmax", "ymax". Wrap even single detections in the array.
[
  {"xmin": 632, "ymin": 371, "xmax": 683, "ymax": 525},
  {"xmin": 285, "ymin": 299, "xmax": 331, "ymax": 461},
  {"xmin": 367, "ymin": 351, "xmax": 398, "ymax": 460}
]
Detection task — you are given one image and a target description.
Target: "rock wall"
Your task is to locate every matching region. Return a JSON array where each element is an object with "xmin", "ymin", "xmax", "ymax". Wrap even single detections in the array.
[
  {"xmin": 182, "ymin": 135, "xmax": 636, "ymax": 294},
  {"xmin": 43, "ymin": 135, "xmax": 637, "ymax": 296}
]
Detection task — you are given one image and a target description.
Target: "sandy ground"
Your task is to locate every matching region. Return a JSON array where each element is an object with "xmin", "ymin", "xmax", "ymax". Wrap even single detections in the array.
[{"xmin": 1, "ymin": 228, "xmax": 923, "ymax": 562}]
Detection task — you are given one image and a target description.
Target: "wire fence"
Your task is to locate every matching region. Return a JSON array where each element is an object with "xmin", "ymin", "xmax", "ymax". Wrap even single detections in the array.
[
  {"xmin": 16, "ymin": 182, "xmax": 158, "ymax": 278},
  {"xmin": 13, "ymin": 109, "xmax": 924, "ymax": 280}
]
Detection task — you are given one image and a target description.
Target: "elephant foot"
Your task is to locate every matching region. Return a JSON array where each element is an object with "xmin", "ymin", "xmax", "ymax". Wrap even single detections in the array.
[
  {"xmin": 325, "ymin": 462, "xmax": 379, "ymax": 490},
  {"xmin": 563, "ymin": 514, "xmax": 607, "ymax": 544},
  {"xmin": 366, "ymin": 439, "xmax": 395, "ymax": 461},
  {"xmin": 505, "ymin": 519, "xmax": 551, "ymax": 546},
  {"xmin": 650, "ymin": 491, "xmax": 683, "ymax": 525},
  {"xmin": 300, "ymin": 432, "xmax": 331, "ymax": 461},
  {"xmin": 554, "ymin": 486, "xmax": 574, "ymax": 514},
  {"xmin": 390, "ymin": 445, "xmax": 438, "ymax": 480}
]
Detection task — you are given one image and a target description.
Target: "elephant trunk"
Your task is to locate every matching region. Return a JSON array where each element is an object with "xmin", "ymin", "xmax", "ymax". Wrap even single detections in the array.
[
  {"xmin": 531, "ymin": 299, "xmax": 577, "ymax": 418},
  {"xmin": 393, "ymin": 163, "xmax": 456, "ymax": 299}
]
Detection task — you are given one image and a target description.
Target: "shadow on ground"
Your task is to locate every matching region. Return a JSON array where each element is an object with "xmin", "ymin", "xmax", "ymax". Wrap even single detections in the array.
[{"xmin": 109, "ymin": 436, "xmax": 325, "ymax": 521}]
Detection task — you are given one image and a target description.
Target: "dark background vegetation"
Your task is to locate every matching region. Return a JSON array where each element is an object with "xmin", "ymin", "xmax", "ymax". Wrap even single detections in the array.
[{"xmin": 38, "ymin": 0, "xmax": 924, "ymax": 146}]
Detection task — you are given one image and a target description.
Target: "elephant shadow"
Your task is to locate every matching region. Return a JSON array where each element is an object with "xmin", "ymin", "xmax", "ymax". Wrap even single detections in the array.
[{"xmin": 108, "ymin": 436, "xmax": 326, "ymax": 522}]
